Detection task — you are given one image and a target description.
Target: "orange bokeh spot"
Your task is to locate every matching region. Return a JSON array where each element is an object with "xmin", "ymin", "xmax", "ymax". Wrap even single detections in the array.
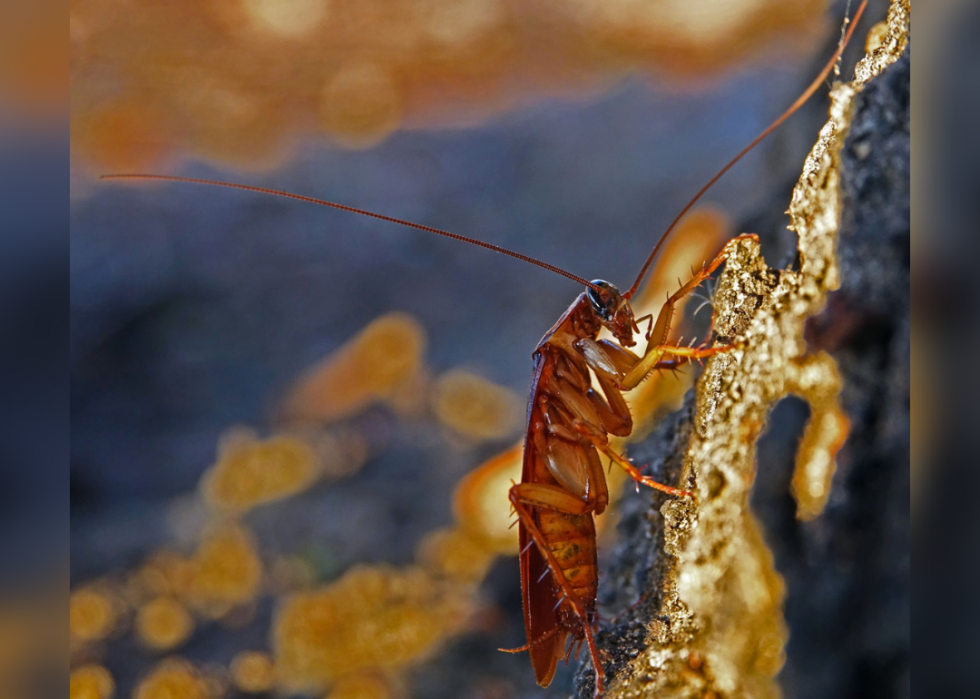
[
  {"xmin": 72, "ymin": 100, "xmax": 170, "ymax": 173},
  {"xmin": 274, "ymin": 564, "xmax": 468, "ymax": 691},
  {"xmin": 70, "ymin": 665, "xmax": 115, "ymax": 699},
  {"xmin": 202, "ymin": 431, "xmax": 320, "ymax": 512},
  {"xmin": 230, "ymin": 651, "xmax": 277, "ymax": 693},
  {"xmin": 133, "ymin": 660, "xmax": 214, "ymax": 699},
  {"xmin": 417, "ymin": 527, "xmax": 496, "ymax": 584},
  {"xmin": 69, "ymin": 587, "xmax": 118, "ymax": 644},
  {"xmin": 281, "ymin": 313, "xmax": 427, "ymax": 423},
  {"xmin": 186, "ymin": 523, "xmax": 263, "ymax": 616},
  {"xmin": 320, "ymin": 62, "xmax": 404, "ymax": 148},
  {"xmin": 453, "ymin": 443, "xmax": 522, "ymax": 555},
  {"xmin": 431, "ymin": 369, "xmax": 522, "ymax": 442},
  {"xmin": 135, "ymin": 597, "xmax": 195, "ymax": 651},
  {"xmin": 326, "ymin": 673, "xmax": 394, "ymax": 699}
]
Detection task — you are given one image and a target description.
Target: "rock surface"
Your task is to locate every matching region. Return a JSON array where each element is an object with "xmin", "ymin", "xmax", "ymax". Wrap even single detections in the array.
[{"xmin": 575, "ymin": 30, "xmax": 909, "ymax": 699}]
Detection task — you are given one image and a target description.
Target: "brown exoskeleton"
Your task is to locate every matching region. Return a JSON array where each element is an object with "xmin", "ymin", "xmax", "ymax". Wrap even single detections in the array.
[{"xmin": 504, "ymin": 240, "xmax": 754, "ymax": 693}]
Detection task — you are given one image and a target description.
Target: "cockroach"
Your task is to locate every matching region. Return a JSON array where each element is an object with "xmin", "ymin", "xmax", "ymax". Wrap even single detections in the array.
[{"xmin": 100, "ymin": 4, "xmax": 866, "ymax": 694}]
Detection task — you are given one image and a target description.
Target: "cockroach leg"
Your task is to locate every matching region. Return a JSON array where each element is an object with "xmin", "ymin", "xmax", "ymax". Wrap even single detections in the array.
[
  {"xmin": 593, "ymin": 439, "xmax": 693, "ymax": 498},
  {"xmin": 509, "ymin": 489, "xmax": 605, "ymax": 698},
  {"xmin": 651, "ymin": 357, "xmax": 689, "ymax": 373},
  {"xmin": 634, "ymin": 313, "xmax": 654, "ymax": 341},
  {"xmin": 499, "ymin": 626, "xmax": 561, "ymax": 654},
  {"xmin": 510, "ymin": 482, "xmax": 592, "ymax": 516},
  {"xmin": 621, "ymin": 234, "xmax": 757, "ymax": 391},
  {"xmin": 576, "ymin": 338, "xmax": 639, "ymax": 382},
  {"xmin": 655, "ymin": 342, "xmax": 734, "ymax": 361}
]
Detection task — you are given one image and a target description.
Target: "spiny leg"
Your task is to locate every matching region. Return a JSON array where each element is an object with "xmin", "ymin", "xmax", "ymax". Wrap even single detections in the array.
[
  {"xmin": 652, "ymin": 342, "xmax": 735, "ymax": 363},
  {"xmin": 622, "ymin": 234, "xmax": 757, "ymax": 391},
  {"xmin": 508, "ymin": 487, "xmax": 605, "ymax": 698},
  {"xmin": 592, "ymin": 438, "xmax": 693, "ymax": 498}
]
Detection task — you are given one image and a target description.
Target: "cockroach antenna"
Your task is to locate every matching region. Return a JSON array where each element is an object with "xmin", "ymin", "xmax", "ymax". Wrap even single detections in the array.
[
  {"xmin": 624, "ymin": 0, "xmax": 868, "ymax": 299},
  {"xmin": 98, "ymin": 173, "xmax": 605, "ymax": 294},
  {"xmin": 837, "ymin": 0, "xmax": 854, "ymax": 77}
]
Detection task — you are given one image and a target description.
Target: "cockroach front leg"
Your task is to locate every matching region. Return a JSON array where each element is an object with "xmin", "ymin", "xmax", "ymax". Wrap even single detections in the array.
[
  {"xmin": 620, "ymin": 234, "xmax": 757, "ymax": 390},
  {"xmin": 622, "ymin": 343, "xmax": 734, "ymax": 390},
  {"xmin": 634, "ymin": 313, "xmax": 654, "ymax": 341}
]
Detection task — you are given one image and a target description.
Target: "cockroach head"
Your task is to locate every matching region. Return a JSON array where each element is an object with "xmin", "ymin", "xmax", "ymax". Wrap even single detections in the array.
[{"xmin": 587, "ymin": 280, "xmax": 636, "ymax": 346}]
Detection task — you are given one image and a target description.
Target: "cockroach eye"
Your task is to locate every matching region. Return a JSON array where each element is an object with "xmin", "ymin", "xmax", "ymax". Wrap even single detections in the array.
[{"xmin": 587, "ymin": 280, "xmax": 619, "ymax": 320}]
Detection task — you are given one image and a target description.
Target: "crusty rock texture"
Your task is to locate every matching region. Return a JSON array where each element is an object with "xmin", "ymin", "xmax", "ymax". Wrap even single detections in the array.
[{"xmin": 575, "ymin": 2, "xmax": 909, "ymax": 698}]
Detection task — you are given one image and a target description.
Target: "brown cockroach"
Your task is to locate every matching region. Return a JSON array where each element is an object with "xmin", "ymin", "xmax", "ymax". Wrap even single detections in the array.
[{"xmin": 100, "ymin": 4, "xmax": 866, "ymax": 694}]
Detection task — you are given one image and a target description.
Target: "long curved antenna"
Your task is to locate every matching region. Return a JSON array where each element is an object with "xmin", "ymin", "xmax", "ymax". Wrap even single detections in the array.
[
  {"xmin": 624, "ymin": 0, "xmax": 868, "ymax": 299},
  {"xmin": 99, "ymin": 173, "xmax": 602, "ymax": 293}
]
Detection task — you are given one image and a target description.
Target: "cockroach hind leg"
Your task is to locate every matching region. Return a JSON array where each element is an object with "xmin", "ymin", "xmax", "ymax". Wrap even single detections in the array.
[
  {"xmin": 584, "ymin": 623, "xmax": 605, "ymax": 699},
  {"xmin": 498, "ymin": 643, "xmax": 532, "ymax": 654},
  {"xmin": 509, "ymin": 493, "xmax": 606, "ymax": 695},
  {"xmin": 499, "ymin": 627, "xmax": 561, "ymax": 654},
  {"xmin": 564, "ymin": 637, "xmax": 587, "ymax": 666}
]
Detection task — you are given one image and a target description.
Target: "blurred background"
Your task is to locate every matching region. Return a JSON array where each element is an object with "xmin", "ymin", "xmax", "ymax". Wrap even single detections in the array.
[{"xmin": 0, "ymin": 0, "xmax": 922, "ymax": 697}]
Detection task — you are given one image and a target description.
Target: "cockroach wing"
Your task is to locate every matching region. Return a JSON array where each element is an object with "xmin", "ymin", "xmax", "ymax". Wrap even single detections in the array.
[{"xmin": 519, "ymin": 348, "xmax": 566, "ymax": 686}]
